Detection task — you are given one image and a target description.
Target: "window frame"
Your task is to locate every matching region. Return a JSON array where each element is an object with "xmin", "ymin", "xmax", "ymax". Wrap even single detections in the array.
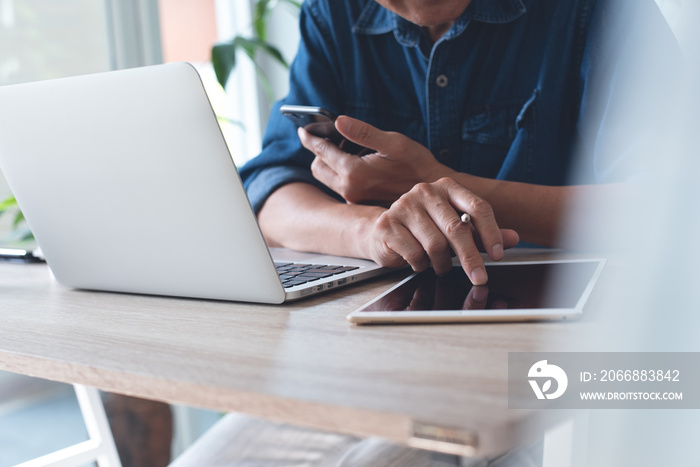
[{"xmin": 105, "ymin": 0, "xmax": 163, "ymax": 69}]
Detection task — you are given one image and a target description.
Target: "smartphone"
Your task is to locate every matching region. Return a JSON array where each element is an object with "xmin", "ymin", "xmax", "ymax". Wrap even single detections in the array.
[{"xmin": 280, "ymin": 105, "xmax": 371, "ymax": 155}]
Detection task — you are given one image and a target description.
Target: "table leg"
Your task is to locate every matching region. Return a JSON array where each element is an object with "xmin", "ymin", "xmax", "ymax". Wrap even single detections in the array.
[{"xmin": 14, "ymin": 384, "xmax": 122, "ymax": 467}]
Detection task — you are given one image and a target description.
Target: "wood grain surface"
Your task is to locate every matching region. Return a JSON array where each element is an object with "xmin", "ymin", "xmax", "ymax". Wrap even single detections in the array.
[{"xmin": 0, "ymin": 249, "xmax": 611, "ymax": 456}]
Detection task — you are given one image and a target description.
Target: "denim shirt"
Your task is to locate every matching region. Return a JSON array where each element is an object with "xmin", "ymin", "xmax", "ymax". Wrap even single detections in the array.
[{"xmin": 240, "ymin": 0, "xmax": 677, "ymax": 214}]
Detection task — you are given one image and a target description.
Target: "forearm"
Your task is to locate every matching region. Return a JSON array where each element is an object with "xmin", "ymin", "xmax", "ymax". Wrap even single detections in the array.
[
  {"xmin": 257, "ymin": 182, "xmax": 384, "ymax": 258},
  {"xmin": 443, "ymin": 169, "xmax": 626, "ymax": 247},
  {"xmin": 453, "ymin": 173, "xmax": 564, "ymax": 245}
]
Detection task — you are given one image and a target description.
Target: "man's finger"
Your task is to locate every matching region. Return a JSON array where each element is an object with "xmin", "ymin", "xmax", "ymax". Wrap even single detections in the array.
[
  {"xmin": 440, "ymin": 209, "xmax": 490, "ymax": 284},
  {"xmin": 298, "ymin": 127, "xmax": 357, "ymax": 173},
  {"xmin": 408, "ymin": 181, "xmax": 488, "ymax": 284},
  {"xmin": 444, "ymin": 179, "xmax": 505, "ymax": 262},
  {"xmin": 383, "ymin": 222, "xmax": 430, "ymax": 273},
  {"xmin": 310, "ymin": 157, "xmax": 338, "ymax": 188},
  {"xmin": 394, "ymin": 198, "xmax": 454, "ymax": 276}
]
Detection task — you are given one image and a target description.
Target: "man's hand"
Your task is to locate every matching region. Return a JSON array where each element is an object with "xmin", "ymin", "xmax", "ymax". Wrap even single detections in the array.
[
  {"xmin": 361, "ymin": 177, "xmax": 519, "ymax": 285},
  {"xmin": 299, "ymin": 116, "xmax": 453, "ymax": 206}
]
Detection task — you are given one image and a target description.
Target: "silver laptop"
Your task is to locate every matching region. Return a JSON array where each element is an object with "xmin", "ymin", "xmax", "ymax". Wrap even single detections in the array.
[{"xmin": 0, "ymin": 63, "xmax": 389, "ymax": 303}]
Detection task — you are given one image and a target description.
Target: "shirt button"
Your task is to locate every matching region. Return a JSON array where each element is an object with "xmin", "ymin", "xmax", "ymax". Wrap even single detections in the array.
[
  {"xmin": 439, "ymin": 149, "xmax": 450, "ymax": 159},
  {"xmin": 436, "ymin": 74, "xmax": 448, "ymax": 88}
]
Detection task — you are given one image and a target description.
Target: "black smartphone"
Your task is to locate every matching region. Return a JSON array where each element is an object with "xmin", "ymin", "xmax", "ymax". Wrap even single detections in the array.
[{"xmin": 280, "ymin": 105, "xmax": 371, "ymax": 155}]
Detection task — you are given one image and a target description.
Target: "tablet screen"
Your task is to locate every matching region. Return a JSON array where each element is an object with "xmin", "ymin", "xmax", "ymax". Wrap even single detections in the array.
[{"xmin": 357, "ymin": 261, "xmax": 602, "ymax": 312}]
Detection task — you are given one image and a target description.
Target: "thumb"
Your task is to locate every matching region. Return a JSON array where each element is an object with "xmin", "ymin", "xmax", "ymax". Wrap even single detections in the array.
[{"xmin": 335, "ymin": 115, "xmax": 394, "ymax": 152}]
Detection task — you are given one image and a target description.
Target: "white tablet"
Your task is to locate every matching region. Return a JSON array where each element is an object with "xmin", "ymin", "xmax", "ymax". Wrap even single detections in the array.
[{"xmin": 346, "ymin": 259, "xmax": 606, "ymax": 325}]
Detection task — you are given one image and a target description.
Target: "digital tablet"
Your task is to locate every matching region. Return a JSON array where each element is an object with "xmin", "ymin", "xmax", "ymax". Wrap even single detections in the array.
[{"xmin": 346, "ymin": 259, "xmax": 606, "ymax": 324}]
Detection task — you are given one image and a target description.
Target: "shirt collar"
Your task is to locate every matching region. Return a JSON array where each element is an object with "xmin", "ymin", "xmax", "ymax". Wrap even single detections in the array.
[{"xmin": 353, "ymin": 0, "xmax": 527, "ymax": 45}]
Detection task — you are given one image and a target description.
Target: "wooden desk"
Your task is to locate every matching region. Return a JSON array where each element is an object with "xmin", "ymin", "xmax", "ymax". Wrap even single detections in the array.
[{"xmin": 0, "ymin": 249, "xmax": 605, "ymax": 458}]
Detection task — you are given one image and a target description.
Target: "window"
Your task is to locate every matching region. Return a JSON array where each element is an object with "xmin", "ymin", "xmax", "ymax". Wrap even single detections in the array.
[
  {"xmin": 1, "ymin": 0, "xmax": 299, "ymax": 237},
  {"xmin": 0, "ymin": 0, "xmax": 111, "ymax": 85},
  {"xmin": 0, "ymin": 0, "xmax": 117, "ymax": 235},
  {"xmin": 154, "ymin": 0, "xmax": 299, "ymax": 166}
]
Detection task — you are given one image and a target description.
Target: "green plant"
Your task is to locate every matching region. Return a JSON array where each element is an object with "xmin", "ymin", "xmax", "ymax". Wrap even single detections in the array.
[
  {"xmin": 0, "ymin": 194, "xmax": 33, "ymax": 242},
  {"xmin": 211, "ymin": 0, "xmax": 300, "ymax": 101}
]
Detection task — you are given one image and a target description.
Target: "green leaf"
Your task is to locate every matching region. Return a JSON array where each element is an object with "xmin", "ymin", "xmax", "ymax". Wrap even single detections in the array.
[
  {"xmin": 13, "ymin": 209, "xmax": 25, "ymax": 228},
  {"xmin": 212, "ymin": 0, "xmax": 299, "ymax": 90},
  {"xmin": 235, "ymin": 39, "xmax": 285, "ymax": 102},
  {"xmin": 256, "ymin": 42, "xmax": 289, "ymax": 69},
  {"xmin": 232, "ymin": 36, "xmax": 257, "ymax": 60},
  {"xmin": 253, "ymin": 0, "xmax": 301, "ymax": 41},
  {"xmin": 235, "ymin": 37, "xmax": 288, "ymax": 69},
  {"xmin": 0, "ymin": 195, "xmax": 18, "ymax": 213},
  {"xmin": 212, "ymin": 41, "xmax": 238, "ymax": 89},
  {"xmin": 212, "ymin": 35, "xmax": 290, "ymax": 90},
  {"xmin": 253, "ymin": 0, "xmax": 274, "ymax": 41}
]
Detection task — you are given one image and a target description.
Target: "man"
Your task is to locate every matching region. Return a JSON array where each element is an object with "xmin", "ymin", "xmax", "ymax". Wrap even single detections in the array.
[
  {"xmin": 241, "ymin": 0, "xmax": 677, "ymax": 287},
  {"xmin": 228, "ymin": 0, "xmax": 678, "ymax": 465}
]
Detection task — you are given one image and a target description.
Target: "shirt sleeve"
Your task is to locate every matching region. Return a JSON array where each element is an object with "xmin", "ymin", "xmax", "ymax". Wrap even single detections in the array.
[
  {"xmin": 576, "ymin": 0, "xmax": 682, "ymax": 185},
  {"xmin": 239, "ymin": 0, "xmax": 347, "ymax": 214}
]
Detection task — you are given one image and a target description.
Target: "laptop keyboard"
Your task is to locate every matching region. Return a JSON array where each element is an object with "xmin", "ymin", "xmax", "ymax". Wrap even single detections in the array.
[{"xmin": 275, "ymin": 262, "xmax": 359, "ymax": 289}]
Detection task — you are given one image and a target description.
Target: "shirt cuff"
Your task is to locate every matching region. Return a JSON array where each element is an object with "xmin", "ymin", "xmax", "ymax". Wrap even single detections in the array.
[{"xmin": 245, "ymin": 165, "xmax": 322, "ymax": 214}]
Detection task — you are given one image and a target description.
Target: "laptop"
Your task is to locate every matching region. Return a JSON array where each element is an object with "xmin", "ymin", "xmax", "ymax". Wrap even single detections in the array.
[{"xmin": 0, "ymin": 62, "xmax": 390, "ymax": 303}]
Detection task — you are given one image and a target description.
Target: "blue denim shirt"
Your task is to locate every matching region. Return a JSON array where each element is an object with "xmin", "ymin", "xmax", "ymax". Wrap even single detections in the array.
[{"xmin": 241, "ymin": 0, "xmax": 677, "ymax": 213}]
